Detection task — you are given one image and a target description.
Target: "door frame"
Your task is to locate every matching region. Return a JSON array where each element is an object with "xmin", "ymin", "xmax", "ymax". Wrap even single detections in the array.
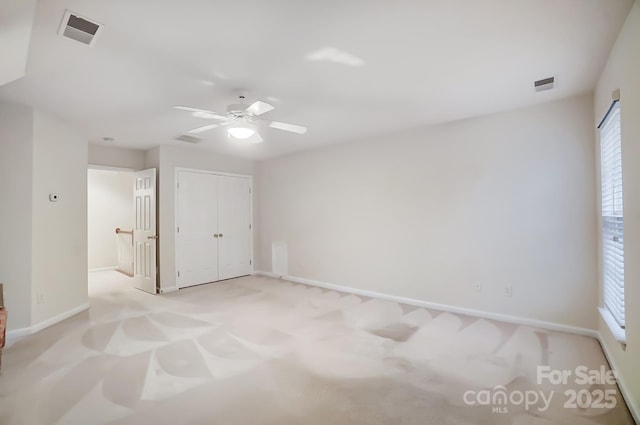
[{"xmin": 174, "ymin": 167, "xmax": 254, "ymax": 286}]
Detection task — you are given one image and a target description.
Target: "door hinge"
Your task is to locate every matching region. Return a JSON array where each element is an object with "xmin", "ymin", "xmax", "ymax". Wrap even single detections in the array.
[
  {"xmin": 177, "ymin": 271, "xmax": 180, "ymax": 277},
  {"xmin": 249, "ymin": 224, "xmax": 252, "ymax": 229},
  {"xmin": 249, "ymin": 187, "xmax": 252, "ymax": 194},
  {"xmin": 250, "ymin": 259, "xmax": 252, "ymax": 265},
  {"xmin": 177, "ymin": 182, "xmax": 180, "ymax": 189},
  {"xmin": 177, "ymin": 226, "xmax": 180, "ymax": 233}
]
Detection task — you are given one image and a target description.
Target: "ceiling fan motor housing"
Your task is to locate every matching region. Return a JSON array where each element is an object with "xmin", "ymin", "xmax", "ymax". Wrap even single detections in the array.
[
  {"xmin": 227, "ymin": 93, "xmax": 249, "ymax": 117},
  {"xmin": 227, "ymin": 103, "xmax": 251, "ymax": 119}
]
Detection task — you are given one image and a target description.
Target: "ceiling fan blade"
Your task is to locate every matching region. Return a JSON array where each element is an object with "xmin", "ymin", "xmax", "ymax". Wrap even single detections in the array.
[
  {"xmin": 187, "ymin": 123, "xmax": 219, "ymax": 134},
  {"xmin": 174, "ymin": 105, "xmax": 212, "ymax": 113},
  {"xmin": 268, "ymin": 121, "xmax": 307, "ymax": 134},
  {"xmin": 174, "ymin": 105, "xmax": 228, "ymax": 120},
  {"xmin": 245, "ymin": 101, "xmax": 274, "ymax": 116}
]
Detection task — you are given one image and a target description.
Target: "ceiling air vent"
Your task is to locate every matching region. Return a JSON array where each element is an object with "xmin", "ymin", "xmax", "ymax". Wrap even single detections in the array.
[
  {"xmin": 175, "ymin": 134, "xmax": 203, "ymax": 144},
  {"xmin": 58, "ymin": 10, "xmax": 102, "ymax": 46},
  {"xmin": 534, "ymin": 76, "xmax": 555, "ymax": 92}
]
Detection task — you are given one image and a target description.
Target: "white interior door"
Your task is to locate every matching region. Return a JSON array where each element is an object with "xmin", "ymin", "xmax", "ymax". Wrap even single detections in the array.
[
  {"xmin": 132, "ymin": 168, "xmax": 157, "ymax": 294},
  {"xmin": 218, "ymin": 175, "xmax": 252, "ymax": 280},
  {"xmin": 177, "ymin": 171, "xmax": 219, "ymax": 288}
]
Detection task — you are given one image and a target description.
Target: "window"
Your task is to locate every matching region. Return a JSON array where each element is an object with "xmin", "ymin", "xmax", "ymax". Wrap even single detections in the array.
[{"xmin": 599, "ymin": 100, "xmax": 625, "ymax": 330}]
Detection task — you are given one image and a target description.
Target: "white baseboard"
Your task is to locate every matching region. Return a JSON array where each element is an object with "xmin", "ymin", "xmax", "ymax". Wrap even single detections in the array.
[
  {"xmin": 253, "ymin": 271, "xmax": 598, "ymax": 338},
  {"xmin": 4, "ymin": 326, "xmax": 31, "ymax": 341},
  {"xmin": 598, "ymin": 333, "xmax": 639, "ymax": 424},
  {"xmin": 5, "ymin": 303, "xmax": 90, "ymax": 346},
  {"xmin": 88, "ymin": 266, "xmax": 117, "ymax": 273},
  {"xmin": 159, "ymin": 286, "xmax": 179, "ymax": 294}
]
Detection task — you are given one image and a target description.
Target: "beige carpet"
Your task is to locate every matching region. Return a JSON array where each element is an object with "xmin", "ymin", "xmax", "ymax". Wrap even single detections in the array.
[{"xmin": 0, "ymin": 272, "xmax": 633, "ymax": 425}]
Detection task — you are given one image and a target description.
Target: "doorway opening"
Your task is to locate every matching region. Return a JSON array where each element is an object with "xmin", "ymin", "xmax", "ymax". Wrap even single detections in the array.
[{"xmin": 87, "ymin": 167, "xmax": 135, "ymax": 279}]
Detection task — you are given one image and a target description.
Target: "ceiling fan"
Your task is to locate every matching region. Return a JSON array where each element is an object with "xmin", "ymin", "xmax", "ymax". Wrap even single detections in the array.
[{"xmin": 174, "ymin": 95, "xmax": 307, "ymax": 143}]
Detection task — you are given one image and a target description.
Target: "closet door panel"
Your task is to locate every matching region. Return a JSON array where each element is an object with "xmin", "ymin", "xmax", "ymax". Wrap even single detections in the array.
[
  {"xmin": 218, "ymin": 175, "xmax": 252, "ymax": 280},
  {"xmin": 177, "ymin": 172, "xmax": 219, "ymax": 287}
]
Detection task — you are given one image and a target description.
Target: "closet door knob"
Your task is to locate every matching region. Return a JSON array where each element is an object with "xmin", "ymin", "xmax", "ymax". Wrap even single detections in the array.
[
  {"xmin": 214, "ymin": 234, "xmax": 219, "ymax": 238},
  {"xmin": 219, "ymin": 233, "xmax": 223, "ymax": 238}
]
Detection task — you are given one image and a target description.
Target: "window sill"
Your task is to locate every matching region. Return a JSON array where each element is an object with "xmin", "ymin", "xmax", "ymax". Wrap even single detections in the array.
[{"xmin": 599, "ymin": 307, "xmax": 626, "ymax": 347}]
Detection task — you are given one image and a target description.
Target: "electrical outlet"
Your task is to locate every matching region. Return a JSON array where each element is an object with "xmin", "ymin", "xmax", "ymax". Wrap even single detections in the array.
[
  {"xmin": 504, "ymin": 286, "xmax": 513, "ymax": 298},
  {"xmin": 36, "ymin": 292, "xmax": 45, "ymax": 304}
]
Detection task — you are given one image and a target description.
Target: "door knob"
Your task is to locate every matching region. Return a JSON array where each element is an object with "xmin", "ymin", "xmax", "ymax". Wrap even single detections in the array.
[
  {"xmin": 219, "ymin": 233, "xmax": 223, "ymax": 238},
  {"xmin": 147, "ymin": 235, "xmax": 159, "ymax": 239},
  {"xmin": 214, "ymin": 234, "xmax": 219, "ymax": 238}
]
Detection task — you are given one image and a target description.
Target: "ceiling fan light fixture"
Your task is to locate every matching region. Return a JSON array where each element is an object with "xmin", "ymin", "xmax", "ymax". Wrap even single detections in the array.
[{"xmin": 227, "ymin": 123, "xmax": 256, "ymax": 139}]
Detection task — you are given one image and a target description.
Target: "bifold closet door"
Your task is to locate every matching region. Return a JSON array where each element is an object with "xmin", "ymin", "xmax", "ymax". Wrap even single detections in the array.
[
  {"xmin": 177, "ymin": 171, "xmax": 219, "ymax": 288},
  {"xmin": 218, "ymin": 175, "xmax": 252, "ymax": 280}
]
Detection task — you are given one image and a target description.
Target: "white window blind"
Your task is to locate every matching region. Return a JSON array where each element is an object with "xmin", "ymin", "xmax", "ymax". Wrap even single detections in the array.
[{"xmin": 599, "ymin": 101, "xmax": 625, "ymax": 328}]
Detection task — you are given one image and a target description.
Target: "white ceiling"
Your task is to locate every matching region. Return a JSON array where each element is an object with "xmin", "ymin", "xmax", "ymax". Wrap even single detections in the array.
[{"xmin": 0, "ymin": 0, "xmax": 633, "ymax": 160}]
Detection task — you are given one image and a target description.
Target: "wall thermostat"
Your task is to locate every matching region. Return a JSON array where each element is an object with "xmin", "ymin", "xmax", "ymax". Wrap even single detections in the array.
[{"xmin": 49, "ymin": 194, "xmax": 58, "ymax": 202}]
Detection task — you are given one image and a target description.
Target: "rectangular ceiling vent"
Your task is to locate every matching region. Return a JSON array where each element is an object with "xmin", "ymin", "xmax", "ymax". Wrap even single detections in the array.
[
  {"xmin": 534, "ymin": 76, "xmax": 555, "ymax": 92},
  {"xmin": 175, "ymin": 134, "xmax": 204, "ymax": 144},
  {"xmin": 58, "ymin": 10, "xmax": 102, "ymax": 46}
]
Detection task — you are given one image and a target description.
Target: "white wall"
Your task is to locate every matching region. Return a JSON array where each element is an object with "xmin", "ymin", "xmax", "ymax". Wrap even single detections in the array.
[
  {"xmin": 0, "ymin": 103, "xmax": 33, "ymax": 331},
  {"xmin": 144, "ymin": 147, "xmax": 160, "ymax": 169},
  {"xmin": 257, "ymin": 94, "xmax": 598, "ymax": 329},
  {"xmin": 594, "ymin": 2, "xmax": 640, "ymax": 420},
  {"xmin": 87, "ymin": 170, "xmax": 133, "ymax": 270},
  {"xmin": 156, "ymin": 145, "xmax": 255, "ymax": 291},
  {"xmin": 88, "ymin": 144, "xmax": 146, "ymax": 170},
  {"xmin": 0, "ymin": 104, "xmax": 88, "ymax": 332},
  {"xmin": 31, "ymin": 111, "xmax": 88, "ymax": 325}
]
